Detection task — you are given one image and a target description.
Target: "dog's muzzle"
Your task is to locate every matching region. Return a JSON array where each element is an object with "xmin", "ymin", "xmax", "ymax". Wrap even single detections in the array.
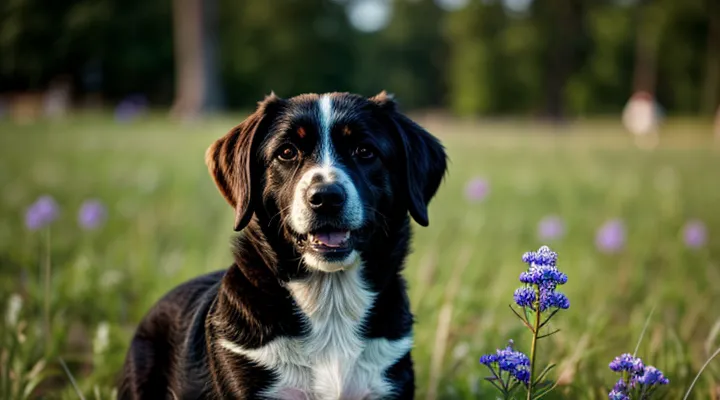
[{"xmin": 290, "ymin": 166, "xmax": 364, "ymax": 272}]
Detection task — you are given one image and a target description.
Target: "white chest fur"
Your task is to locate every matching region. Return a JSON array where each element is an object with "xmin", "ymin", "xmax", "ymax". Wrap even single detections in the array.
[{"xmin": 218, "ymin": 267, "xmax": 413, "ymax": 400}]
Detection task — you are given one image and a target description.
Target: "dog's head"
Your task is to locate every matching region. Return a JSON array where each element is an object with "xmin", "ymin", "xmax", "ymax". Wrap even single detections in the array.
[{"xmin": 206, "ymin": 92, "xmax": 447, "ymax": 273}]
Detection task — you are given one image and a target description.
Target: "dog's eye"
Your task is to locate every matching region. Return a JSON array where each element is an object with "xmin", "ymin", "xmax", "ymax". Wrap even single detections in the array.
[
  {"xmin": 353, "ymin": 145, "xmax": 376, "ymax": 161},
  {"xmin": 277, "ymin": 145, "xmax": 298, "ymax": 161}
]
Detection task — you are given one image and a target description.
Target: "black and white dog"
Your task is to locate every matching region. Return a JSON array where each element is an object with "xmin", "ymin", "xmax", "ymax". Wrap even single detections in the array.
[{"xmin": 119, "ymin": 91, "xmax": 447, "ymax": 400}]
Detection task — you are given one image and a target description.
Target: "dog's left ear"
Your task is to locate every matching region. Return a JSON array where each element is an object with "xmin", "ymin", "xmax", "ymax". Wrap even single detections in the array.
[
  {"xmin": 205, "ymin": 93, "xmax": 284, "ymax": 231},
  {"xmin": 369, "ymin": 91, "xmax": 448, "ymax": 227}
]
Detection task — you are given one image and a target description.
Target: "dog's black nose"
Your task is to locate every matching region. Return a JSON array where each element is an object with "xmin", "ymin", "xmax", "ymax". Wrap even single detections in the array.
[{"xmin": 307, "ymin": 183, "xmax": 346, "ymax": 213}]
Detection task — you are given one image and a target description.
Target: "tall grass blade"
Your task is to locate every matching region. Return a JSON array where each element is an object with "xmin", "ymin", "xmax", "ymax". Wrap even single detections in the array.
[
  {"xmin": 633, "ymin": 305, "xmax": 656, "ymax": 357},
  {"xmin": 682, "ymin": 346, "xmax": 720, "ymax": 400},
  {"xmin": 59, "ymin": 357, "xmax": 85, "ymax": 400}
]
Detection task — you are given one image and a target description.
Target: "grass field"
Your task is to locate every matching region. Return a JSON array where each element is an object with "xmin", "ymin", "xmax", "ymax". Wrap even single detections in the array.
[{"xmin": 1, "ymin": 114, "xmax": 719, "ymax": 399}]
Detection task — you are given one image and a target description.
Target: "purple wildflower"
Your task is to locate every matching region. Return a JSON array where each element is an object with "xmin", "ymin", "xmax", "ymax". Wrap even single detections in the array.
[
  {"xmin": 596, "ymin": 219, "xmax": 626, "ymax": 254},
  {"xmin": 516, "ymin": 246, "xmax": 569, "ymax": 312},
  {"xmin": 114, "ymin": 94, "xmax": 148, "ymax": 123},
  {"xmin": 514, "ymin": 368, "xmax": 530, "ymax": 385},
  {"xmin": 521, "ymin": 246, "xmax": 558, "ymax": 267},
  {"xmin": 608, "ymin": 379, "xmax": 631, "ymax": 400},
  {"xmin": 537, "ymin": 215, "xmax": 565, "ymax": 241},
  {"xmin": 609, "ymin": 353, "xmax": 645, "ymax": 374},
  {"xmin": 636, "ymin": 366, "xmax": 669, "ymax": 386},
  {"xmin": 608, "ymin": 354, "xmax": 669, "ymax": 399},
  {"xmin": 479, "ymin": 354, "xmax": 498, "ymax": 365},
  {"xmin": 539, "ymin": 291, "xmax": 570, "ymax": 311},
  {"xmin": 513, "ymin": 287, "xmax": 535, "ymax": 308},
  {"xmin": 519, "ymin": 247, "xmax": 566, "ymax": 286},
  {"xmin": 480, "ymin": 340, "xmax": 530, "ymax": 385},
  {"xmin": 608, "ymin": 389, "xmax": 629, "ymax": 400},
  {"xmin": 682, "ymin": 219, "xmax": 707, "ymax": 249},
  {"xmin": 78, "ymin": 199, "xmax": 107, "ymax": 230},
  {"xmin": 25, "ymin": 195, "xmax": 59, "ymax": 230},
  {"xmin": 519, "ymin": 265, "xmax": 567, "ymax": 287},
  {"xmin": 612, "ymin": 379, "xmax": 628, "ymax": 393},
  {"xmin": 465, "ymin": 177, "xmax": 489, "ymax": 202}
]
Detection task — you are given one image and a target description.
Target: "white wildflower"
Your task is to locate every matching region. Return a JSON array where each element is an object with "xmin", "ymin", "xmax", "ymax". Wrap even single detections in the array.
[
  {"xmin": 93, "ymin": 321, "xmax": 110, "ymax": 355},
  {"xmin": 100, "ymin": 269, "xmax": 123, "ymax": 289},
  {"xmin": 452, "ymin": 341, "xmax": 470, "ymax": 361},
  {"xmin": 5, "ymin": 293, "xmax": 22, "ymax": 327}
]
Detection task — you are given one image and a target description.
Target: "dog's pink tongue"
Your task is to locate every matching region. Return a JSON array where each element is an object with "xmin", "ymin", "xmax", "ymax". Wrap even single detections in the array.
[{"xmin": 316, "ymin": 231, "xmax": 347, "ymax": 247}]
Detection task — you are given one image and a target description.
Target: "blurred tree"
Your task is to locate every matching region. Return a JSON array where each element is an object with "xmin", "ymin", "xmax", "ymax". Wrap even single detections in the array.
[
  {"xmin": 565, "ymin": 2, "xmax": 634, "ymax": 115},
  {"xmin": 0, "ymin": 0, "xmax": 173, "ymax": 100},
  {"xmin": 701, "ymin": 0, "xmax": 719, "ymax": 115},
  {"xmin": 534, "ymin": 0, "xmax": 585, "ymax": 120},
  {"xmin": 0, "ymin": 0, "xmax": 81, "ymax": 90},
  {"xmin": 354, "ymin": 0, "xmax": 448, "ymax": 109},
  {"xmin": 93, "ymin": 0, "xmax": 174, "ymax": 103},
  {"xmin": 202, "ymin": 0, "xmax": 224, "ymax": 111},
  {"xmin": 655, "ymin": 0, "xmax": 710, "ymax": 113},
  {"xmin": 443, "ymin": 1, "xmax": 505, "ymax": 115},
  {"xmin": 217, "ymin": 0, "xmax": 356, "ymax": 107},
  {"xmin": 631, "ymin": 0, "xmax": 664, "ymax": 96},
  {"xmin": 0, "ymin": 0, "xmax": 717, "ymax": 116},
  {"xmin": 170, "ymin": 0, "xmax": 223, "ymax": 118}
]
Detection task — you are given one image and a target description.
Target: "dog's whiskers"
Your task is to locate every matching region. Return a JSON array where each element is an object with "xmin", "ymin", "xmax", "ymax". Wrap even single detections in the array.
[
  {"xmin": 363, "ymin": 205, "xmax": 390, "ymax": 237},
  {"xmin": 268, "ymin": 204, "xmax": 293, "ymax": 227}
]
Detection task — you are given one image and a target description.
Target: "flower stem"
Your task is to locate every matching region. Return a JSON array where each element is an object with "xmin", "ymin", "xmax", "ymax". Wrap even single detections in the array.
[
  {"xmin": 527, "ymin": 286, "xmax": 542, "ymax": 400},
  {"xmin": 622, "ymin": 371, "xmax": 629, "ymax": 398},
  {"xmin": 43, "ymin": 228, "xmax": 52, "ymax": 355}
]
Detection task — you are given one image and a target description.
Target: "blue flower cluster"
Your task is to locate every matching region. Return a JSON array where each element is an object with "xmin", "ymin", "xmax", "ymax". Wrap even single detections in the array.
[
  {"xmin": 608, "ymin": 354, "xmax": 669, "ymax": 399},
  {"xmin": 513, "ymin": 287, "xmax": 535, "ymax": 308},
  {"xmin": 636, "ymin": 366, "xmax": 670, "ymax": 386},
  {"xmin": 540, "ymin": 291, "xmax": 570, "ymax": 310},
  {"xmin": 481, "ymin": 246, "xmax": 573, "ymax": 399},
  {"xmin": 480, "ymin": 340, "xmax": 531, "ymax": 386},
  {"xmin": 515, "ymin": 246, "xmax": 569, "ymax": 311},
  {"xmin": 481, "ymin": 246, "xmax": 672, "ymax": 399},
  {"xmin": 609, "ymin": 353, "xmax": 645, "ymax": 374},
  {"xmin": 608, "ymin": 380, "xmax": 630, "ymax": 400},
  {"xmin": 521, "ymin": 248, "xmax": 558, "ymax": 266}
]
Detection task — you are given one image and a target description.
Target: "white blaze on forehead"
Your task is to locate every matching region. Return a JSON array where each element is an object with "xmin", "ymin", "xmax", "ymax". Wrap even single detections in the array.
[
  {"xmin": 318, "ymin": 94, "xmax": 335, "ymax": 167},
  {"xmin": 288, "ymin": 94, "xmax": 365, "ymax": 251}
]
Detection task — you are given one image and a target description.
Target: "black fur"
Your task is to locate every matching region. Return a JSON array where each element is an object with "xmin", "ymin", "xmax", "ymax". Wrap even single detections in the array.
[{"xmin": 119, "ymin": 92, "xmax": 447, "ymax": 399}]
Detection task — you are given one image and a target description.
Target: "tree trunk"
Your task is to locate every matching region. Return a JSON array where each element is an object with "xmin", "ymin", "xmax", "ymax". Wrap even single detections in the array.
[
  {"xmin": 202, "ymin": 0, "xmax": 223, "ymax": 112},
  {"xmin": 170, "ymin": 0, "xmax": 222, "ymax": 119},
  {"xmin": 631, "ymin": 0, "xmax": 665, "ymax": 95},
  {"xmin": 543, "ymin": 0, "xmax": 580, "ymax": 122},
  {"xmin": 701, "ymin": 0, "xmax": 720, "ymax": 115}
]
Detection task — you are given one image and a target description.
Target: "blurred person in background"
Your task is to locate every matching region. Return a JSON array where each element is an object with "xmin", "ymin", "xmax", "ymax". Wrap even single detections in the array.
[{"xmin": 622, "ymin": 91, "xmax": 662, "ymax": 150}]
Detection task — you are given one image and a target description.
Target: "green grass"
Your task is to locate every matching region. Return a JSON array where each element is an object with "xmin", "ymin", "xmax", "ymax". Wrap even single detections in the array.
[{"xmin": 1, "ymin": 114, "xmax": 719, "ymax": 399}]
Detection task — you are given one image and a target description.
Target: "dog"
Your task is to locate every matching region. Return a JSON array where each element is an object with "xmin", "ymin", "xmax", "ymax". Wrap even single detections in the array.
[{"xmin": 119, "ymin": 91, "xmax": 447, "ymax": 400}]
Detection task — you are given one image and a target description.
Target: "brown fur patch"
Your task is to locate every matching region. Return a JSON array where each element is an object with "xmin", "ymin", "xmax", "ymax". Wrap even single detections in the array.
[
  {"xmin": 342, "ymin": 125, "xmax": 352, "ymax": 137},
  {"xmin": 297, "ymin": 126, "xmax": 306, "ymax": 138}
]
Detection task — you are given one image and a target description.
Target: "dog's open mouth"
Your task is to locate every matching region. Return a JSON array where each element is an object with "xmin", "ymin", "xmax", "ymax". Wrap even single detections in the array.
[
  {"xmin": 309, "ymin": 230, "xmax": 350, "ymax": 249},
  {"xmin": 297, "ymin": 229, "xmax": 353, "ymax": 254}
]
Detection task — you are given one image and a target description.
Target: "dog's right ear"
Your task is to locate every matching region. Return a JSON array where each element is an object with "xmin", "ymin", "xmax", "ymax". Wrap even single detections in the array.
[{"xmin": 205, "ymin": 93, "xmax": 283, "ymax": 231}]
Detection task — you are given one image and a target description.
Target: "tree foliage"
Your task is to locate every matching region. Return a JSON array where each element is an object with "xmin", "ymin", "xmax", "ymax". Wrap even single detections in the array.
[{"xmin": 0, "ymin": 0, "xmax": 717, "ymax": 115}]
